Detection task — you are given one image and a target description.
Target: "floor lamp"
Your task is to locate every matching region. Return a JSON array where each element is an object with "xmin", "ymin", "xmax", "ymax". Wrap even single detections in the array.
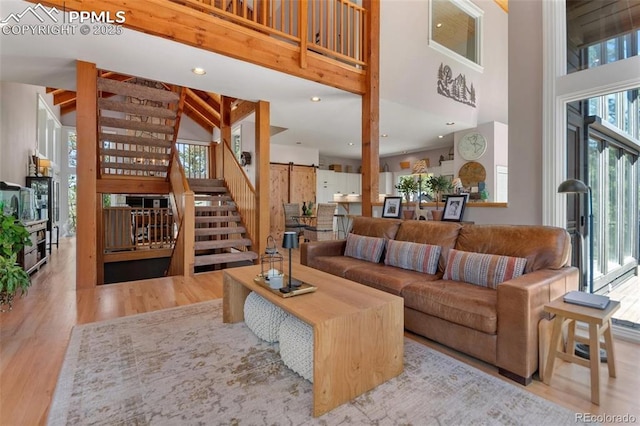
[
  {"xmin": 558, "ymin": 179, "xmax": 602, "ymax": 361},
  {"xmin": 557, "ymin": 178, "xmax": 594, "ymax": 293}
]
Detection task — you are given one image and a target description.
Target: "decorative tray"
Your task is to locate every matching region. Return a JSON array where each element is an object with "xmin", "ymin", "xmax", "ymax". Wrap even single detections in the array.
[{"xmin": 254, "ymin": 275, "xmax": 317, "ymax": 298}]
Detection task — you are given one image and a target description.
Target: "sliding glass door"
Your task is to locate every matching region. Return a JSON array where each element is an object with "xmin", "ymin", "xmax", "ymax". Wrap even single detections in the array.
[{"xmin": 587, "ymin": 120, "xmax": 638, "ymax": 293}]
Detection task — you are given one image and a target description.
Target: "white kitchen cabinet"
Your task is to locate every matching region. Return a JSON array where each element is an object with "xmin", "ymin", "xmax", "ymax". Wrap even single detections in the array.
[
  {"xmin": 345, "ymin": 173, "xmax": 361, "ymax": 194},
  {"xmin": 379, "ymin": 172, "xmax": 394, "ymax": 195},
  {"xmin": 316, "ymin": 169, "xmax": 337, "ymax": 203}
]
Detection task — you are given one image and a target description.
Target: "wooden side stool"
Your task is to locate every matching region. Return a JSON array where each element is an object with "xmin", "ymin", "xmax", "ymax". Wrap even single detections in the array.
[{"xmin": 542, "ymin": 297, "xmax": 620, "ymax": 405}]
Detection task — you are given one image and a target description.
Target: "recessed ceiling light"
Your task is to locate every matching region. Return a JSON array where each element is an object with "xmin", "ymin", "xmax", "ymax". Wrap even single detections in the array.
[
  {"xmin": 348, "ymin": 142, "xmax": 354, "ymax": 146},
  {"xmin": 310, "ymin": 96, "xmax": 321, "ymax": 102},
  {"xmin": 381, "ymin": 133, "xmax": 388, "ymax": 138},
  {"xmin": 192, "ymin": 67, "xmax": 206, "ymax": 75},
  {"xmin": 436, "ymin": 23, "xmax": 443, "ymax": 28},
  {"xmin": 446, "ymin": 122, "xmax": 455, "ymax": 125}
]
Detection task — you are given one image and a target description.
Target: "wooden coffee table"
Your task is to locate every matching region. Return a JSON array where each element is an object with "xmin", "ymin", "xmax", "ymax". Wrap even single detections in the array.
[{"xmin": 223, "ymin": 264, "xmax": 404, "ymax": 417}]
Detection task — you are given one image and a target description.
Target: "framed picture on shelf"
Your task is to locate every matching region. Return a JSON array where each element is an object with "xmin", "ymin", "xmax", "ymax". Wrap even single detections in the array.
[
  {"xmin": 442, "ymin": 195, "xmax": 467, "ymax": 222},
  {"xmin": 382, "ymin": 196, "xmax": 403, "ymax": 219}
]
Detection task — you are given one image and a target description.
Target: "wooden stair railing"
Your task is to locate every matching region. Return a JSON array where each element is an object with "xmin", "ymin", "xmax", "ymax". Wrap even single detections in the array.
[
  {"xmin": 221, "ymin": 141, "xmax": 257, "ymax": 252},
  {"xmin": 167, "ymin": 154, "xmax": 195, "ymax": 277}
]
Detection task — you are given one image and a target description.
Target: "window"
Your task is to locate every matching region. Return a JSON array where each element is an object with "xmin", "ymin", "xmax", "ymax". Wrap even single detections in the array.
[
  {"xmin": 429, "ymin": 0, "xmax": 483, "ymax": 70},
  {"xmin": 176, "ymin": 140, "xmax": 209, "ymax": 179},
  {"xmin": 68, "ymin": 130, "xmax": 77, "ymax": 168}
]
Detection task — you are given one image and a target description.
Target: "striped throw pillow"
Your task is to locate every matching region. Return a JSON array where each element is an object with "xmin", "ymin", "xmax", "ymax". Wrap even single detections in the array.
[
  {"xmin": 443, "ymin": 249, "xmax": 527, "ymax": 289},
  {"xmin": 344, "ymin": 233, "xmax": 386, "ymax": 263},
  {"xmin": 384, "ymin": 240, "xmax": 441, "ymax": 274}
]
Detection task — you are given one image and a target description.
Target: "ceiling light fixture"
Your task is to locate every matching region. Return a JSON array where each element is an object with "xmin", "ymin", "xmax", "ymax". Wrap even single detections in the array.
[
  {"xmin": 446, "ymin": 122, "xmax": 455, "ymax": 125},
  {"xmin": 381, "ymin": 133, "xmax": 388, "ymax": 138},
  {"xmin": 348, "ymin": 142, "xmax": 354, "ymax": 146},
  {"xmin": 192, "ymin": 67, "xmax": 206, "ymax": 75},
  {"xmin": 310, "ymin": 96, "xmax": 321, "ymax": 102},
  {"xmin": 438, "ymin": 135, "xmax": 444, "ymax": 139},
  {"xmin": 436, "ymin": 23, "xmax": 443, "ymax": 28}
]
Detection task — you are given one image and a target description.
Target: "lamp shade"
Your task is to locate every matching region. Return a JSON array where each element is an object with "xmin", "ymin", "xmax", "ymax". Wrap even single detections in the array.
[
  {"xmin": 558, "ymin": 179, "xmax": 589, "ymax": 194},
  {"xmin": 282, "ymin": 231, "xmax": 299, "ymax": 249}
]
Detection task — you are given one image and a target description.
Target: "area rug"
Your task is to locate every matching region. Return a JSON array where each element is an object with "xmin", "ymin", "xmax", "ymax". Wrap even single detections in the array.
[{"xmin": 48, "ymin": 300, "xmax": 592, "ymax": 425}]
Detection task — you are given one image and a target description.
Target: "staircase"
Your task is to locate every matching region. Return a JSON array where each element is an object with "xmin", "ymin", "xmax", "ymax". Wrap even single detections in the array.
[
  {"xmin": 189, "ymin": 178, "xmax": 258, "ymax": 270},
  {"xmin": 98, "ymin": 76, "xmax": 181, "ymax": 177}
]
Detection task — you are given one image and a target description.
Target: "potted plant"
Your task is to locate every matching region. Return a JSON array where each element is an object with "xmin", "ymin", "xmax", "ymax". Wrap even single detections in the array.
[
  {"xmin": 395, "ymin": 176, "xmax": 418, "ymax": 202},
  {"xmin": 0, "ymin": 207, "xmax": 32, "ymax": 312},
  {"xmin": 426, "ymin": 176, "xmax": 453, "ymax": 220}
]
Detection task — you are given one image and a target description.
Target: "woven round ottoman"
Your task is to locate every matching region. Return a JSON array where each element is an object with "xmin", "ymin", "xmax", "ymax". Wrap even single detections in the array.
[
  {"xmin": 278, "ymin": 315, "xmax": 314, "ymax": 383},
  {"xmin": 243, "ymin": 292, "xmax": 289, "ymax": 343}
]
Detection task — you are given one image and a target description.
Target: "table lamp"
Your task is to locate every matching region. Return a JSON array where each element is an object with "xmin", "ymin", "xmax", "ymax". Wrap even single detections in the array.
[
  {"xmin": 557, "ymin": 178, "xmax": 593, "ymax": 293},
  {"xmin": 281, "ymin": 231, "xmax": 300, "ymax": 293}
]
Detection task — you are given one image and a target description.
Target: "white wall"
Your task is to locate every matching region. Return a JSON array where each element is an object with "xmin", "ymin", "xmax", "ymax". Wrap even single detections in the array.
[
  {"xmin": 463, "ymin": 0, "xmax": 543, "ymax": 225},
  {"xmin": 0, "ymin": 82, "xmax": 59, "ymax": 185},
  {"xmin": 270, "ymin": 143, "xmax": 319, "ymax": 166}
]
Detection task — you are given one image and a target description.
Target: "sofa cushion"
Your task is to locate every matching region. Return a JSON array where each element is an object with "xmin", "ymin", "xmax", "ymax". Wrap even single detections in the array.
[
  {"xmin": 345, "ymin": 264, "xmax": 439, "ymax": 295},
  {"xmin": 351, "ymin": 216, "xmax": 403, "ymax": 240},
  {"xmin": 385, "ymin": 240, "xmax": 441, "ymax": 274},
  {"xmin": 402, "ymin": 280, "xmax": 498, "ymax": 334},
  {"xmin": 309, "ymin": 255, "xmax": 371, "ymax": 278},
  {"xmin": 443, "ymin": 249, "xmax": 527, "ymax": 289},
  {"xmin": 344, "ymin": 233, "xmax": 386, "ymax": 263},
  {"xmin": 394, "ymin": 221, "xmax": 462, "ymax": 273},
  {"xmin": 455, "ymin": 225, "xmax": 571, "ymax": 273}
]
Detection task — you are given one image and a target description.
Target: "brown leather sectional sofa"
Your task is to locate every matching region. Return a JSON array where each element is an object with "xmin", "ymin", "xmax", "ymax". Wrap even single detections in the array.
[{"xmin": 300, "ymin": 216, "xmax": 579, "ymax": 385}]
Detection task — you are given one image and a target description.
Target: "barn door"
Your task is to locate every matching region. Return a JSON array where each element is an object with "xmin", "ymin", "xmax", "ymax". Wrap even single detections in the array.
[{"xmin": 269, "ymin": 163, "xmax": 316, "ymax": 242}]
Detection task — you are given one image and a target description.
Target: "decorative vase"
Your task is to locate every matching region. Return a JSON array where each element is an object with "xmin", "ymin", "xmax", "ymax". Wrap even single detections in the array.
[{"xmin": 431, "ymin": 210, "xmax": 444, "ymax": 221}]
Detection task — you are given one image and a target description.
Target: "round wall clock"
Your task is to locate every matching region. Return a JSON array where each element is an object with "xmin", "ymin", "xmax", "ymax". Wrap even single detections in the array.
[{"xmin": 458, "ymin": 132, "xmax": 487, "ymax": 161}]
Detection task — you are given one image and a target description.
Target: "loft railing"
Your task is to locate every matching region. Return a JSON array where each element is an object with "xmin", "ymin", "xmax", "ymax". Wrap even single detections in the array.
[
  {"xmin": 103, "ymin": 207, "xmax": 175, "ymax": 252},
  {"xmin": 169, "ymin": 0, "xmax": 366, "ymax": 68}
]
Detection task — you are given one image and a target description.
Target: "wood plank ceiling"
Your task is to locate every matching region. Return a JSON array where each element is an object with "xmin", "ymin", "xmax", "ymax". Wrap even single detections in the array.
[{"xmin": 47, "ymin": 71, "xmax": 227, "ymax": 135}]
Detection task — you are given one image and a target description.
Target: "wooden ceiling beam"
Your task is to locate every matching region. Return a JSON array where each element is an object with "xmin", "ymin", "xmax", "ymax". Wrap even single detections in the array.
[
  {"xmin": 184, "ymin": 97, "xmax": 219, "ymax": 128},
  {"xmin": 184, "ymin": 103, "xmax": 215, "ymax": 135},
  {"xmin": 231, "ymin": 100, "xmax": 256, "ymax": 124},
  {"xmin": 190, "ymin": 89, "xmax": 221, "ymax": 112},
  {"xmin": 186, "ymin": 88, "xmax": 220, "ymax": 124},
  {"xmin": 35, "ymin": 0, "xmax": 366, "ymax": 95},
  {"xmin": 54, "ymin": 90, "xmax": 77, "ymax": 105},
  {"xmin": 61, "ymin": 101, "xmax": 76, "ymax": 116}
]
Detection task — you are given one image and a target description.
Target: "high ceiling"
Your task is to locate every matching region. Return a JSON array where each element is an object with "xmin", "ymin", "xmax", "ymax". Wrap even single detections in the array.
[{"xmin": 0, "ymin": 0, "xmax": 508, "ymax": 159}]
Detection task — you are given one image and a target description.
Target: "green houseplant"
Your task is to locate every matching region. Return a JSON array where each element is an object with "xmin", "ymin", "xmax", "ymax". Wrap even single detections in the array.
[
  {"xmin": 425, "ymin": 175, "xmax": 453, "ymax": 210},
  {"xmin": 0, "ymin": 207, "xmax": 32, "ymax": 311},
  {"xmin": 395, "ymin": 176, "xmax": 418, "ymax": 202}
]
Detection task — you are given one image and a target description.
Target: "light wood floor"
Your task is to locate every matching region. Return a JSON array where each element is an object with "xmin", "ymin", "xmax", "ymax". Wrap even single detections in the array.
[{"xmin": 1, "ymin": 237, "xmax": 638, "ymax": 425}]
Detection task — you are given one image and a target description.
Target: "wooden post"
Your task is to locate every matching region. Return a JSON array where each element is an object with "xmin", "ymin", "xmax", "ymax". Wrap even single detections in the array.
[
  {"xmin": 361, "ymin": 0, "xmax": 380, "ymax": 217},
  {"xmin": 299, "ymin": 0, "xmax": 308, "ymax": 69},
  {"xmin": 220, "ymin": 96, "xmax": 233, "ymax": 178},
  {"xmin": 255, "ymin": 101, "xmax": 270, "ymax": 257},
  {"xmin": 75, "ymin": 60, "xmax": 98, "ymax": 288}
]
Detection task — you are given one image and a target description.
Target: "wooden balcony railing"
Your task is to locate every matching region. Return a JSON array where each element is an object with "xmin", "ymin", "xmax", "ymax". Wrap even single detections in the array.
[
  {"xmin": 170, "ymin": 0, "xmax": 366, "ymax": 68},
  {"xmin": 103, "ymin": 207, "xmax": 175, "ymax": 252}
]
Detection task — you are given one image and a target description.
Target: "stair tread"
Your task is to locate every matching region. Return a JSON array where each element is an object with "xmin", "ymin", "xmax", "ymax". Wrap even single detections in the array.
[
  {"xmin": 195, "ymin": 205, "xmax": 235, "ymax": 211},
  {"xmin": 195, "ymin": 216, "xmax": 241, "ymax": 223},
  {"xmin": 98, "ymin": 77, "xmax": 180, "ymax": 103},
  {"xmin": 195, "ymin": 238, "xmax": 252, "ymax": 250},
  {"xmin": 194, "ymin": 226, "xmax": 246, "ymax": 236},
  {"xmin": 194, "ymin": 251, "xmax": 258, "ymax": 266}
]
